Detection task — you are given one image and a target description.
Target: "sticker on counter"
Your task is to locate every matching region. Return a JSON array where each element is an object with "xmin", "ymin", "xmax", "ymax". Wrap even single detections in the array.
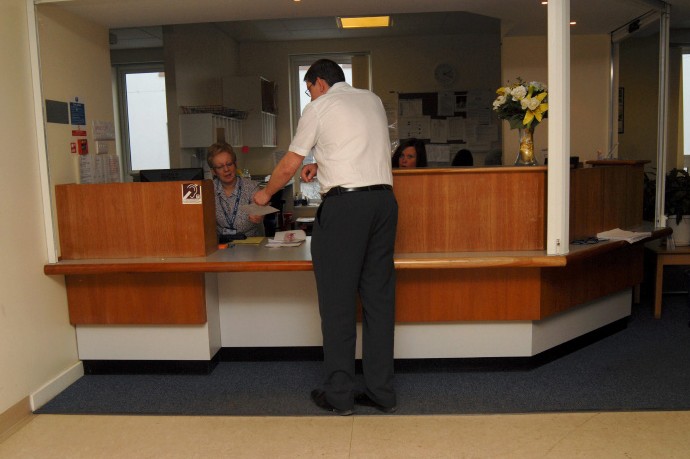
[{"xmin": 182, "ymin": 183, "xmax": 202, "ymax": 204}]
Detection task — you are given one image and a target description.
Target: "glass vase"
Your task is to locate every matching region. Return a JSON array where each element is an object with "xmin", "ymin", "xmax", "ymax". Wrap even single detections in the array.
[{"xmin": 514, "ymin": 127, "xmax": 538, "ymax": 166}]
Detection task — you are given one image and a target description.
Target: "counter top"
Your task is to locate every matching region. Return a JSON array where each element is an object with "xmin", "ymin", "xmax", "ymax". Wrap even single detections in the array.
[{"xmin": 44, "ymin": 225, "xmax": 669, "ymax": 276}]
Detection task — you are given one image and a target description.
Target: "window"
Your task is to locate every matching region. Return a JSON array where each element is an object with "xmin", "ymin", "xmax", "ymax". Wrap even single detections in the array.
[
  {"xmin": 681, "ymin": 54, "xmax": 690, "ymax": 164},
  {"xmin": 115, "ymin": 64, "xmax": 170, "ymax": 177}
]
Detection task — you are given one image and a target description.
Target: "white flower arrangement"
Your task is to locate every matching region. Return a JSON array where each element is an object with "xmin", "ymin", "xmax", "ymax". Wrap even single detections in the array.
[{"xmin": 492, "ymin": 79, "xmax": 548, "ymax": 130}]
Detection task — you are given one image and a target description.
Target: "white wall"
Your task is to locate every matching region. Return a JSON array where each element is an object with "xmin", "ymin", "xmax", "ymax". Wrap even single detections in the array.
[
  {"xmin": 39, "ymin": 4, "xmax": 116, "ymax": 188},
  {"xmin": 164, "ymin": 24, "xmax": 240, "ymax": 168},
  {"xmin": 0, "ymin": 0, "xmax": 78, "ymax": 415},
  {"xmin": 619, "ymin": 34, "xmax": 681, "ymax": 172}
]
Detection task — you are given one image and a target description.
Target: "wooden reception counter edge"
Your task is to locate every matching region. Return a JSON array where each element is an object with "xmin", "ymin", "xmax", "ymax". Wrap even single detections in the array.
[{"xmin": 45, "ymin": 164, "xmax": 664, "ymax": 361}]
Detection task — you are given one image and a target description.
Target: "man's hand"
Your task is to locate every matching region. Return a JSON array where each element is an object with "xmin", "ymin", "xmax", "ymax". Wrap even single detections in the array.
[
  {"xmin": 253, "ymin": 188, "xmax": 271, "ymax": 206},
  {"xmin": 301, "ymin": 163, "xmax": 318, "ymax": 182},
  {"xmin": 249, "ymin": 214, "xmax": 264, "ymax": 224}
]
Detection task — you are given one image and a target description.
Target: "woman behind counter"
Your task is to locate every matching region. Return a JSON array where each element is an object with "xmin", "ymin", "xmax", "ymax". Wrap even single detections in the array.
[
  {"xmin": 391, "ymin": 138, "xmax": 427, "ymax": 168},
  {"xmin": 207, "ymin": 142, "xmax": 264, "ymax": 241}
]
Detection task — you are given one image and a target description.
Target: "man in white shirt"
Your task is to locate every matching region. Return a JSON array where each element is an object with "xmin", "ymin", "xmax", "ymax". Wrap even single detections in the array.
[{"xmin": 254, "ymin": 59, "xmax": 398, "ymax": 415}]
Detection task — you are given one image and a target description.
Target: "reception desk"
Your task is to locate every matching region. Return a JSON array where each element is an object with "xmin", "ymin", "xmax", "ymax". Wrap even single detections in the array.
[{"xmin": 45, "ymin": 164, "xmax": 665, "ymax": 364}]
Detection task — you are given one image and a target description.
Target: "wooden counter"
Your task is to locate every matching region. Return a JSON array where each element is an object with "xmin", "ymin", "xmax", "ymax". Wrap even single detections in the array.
[
  {"xmin": 46, "ymin": 227, "xmax": 667, "ymax": 324},
  {"xmin": 44, "ymin": 165, "xmax": 659, "ymax": 360}
]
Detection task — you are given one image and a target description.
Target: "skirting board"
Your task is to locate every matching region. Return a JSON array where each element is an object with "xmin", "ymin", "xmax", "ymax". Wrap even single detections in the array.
[
  {"xmin": 0, "ymin": 397, "xmax": 32, "ymax": 442},
  {"xmin": 30, "ymin": 361, "xmax": 84, "ymax": 411}
]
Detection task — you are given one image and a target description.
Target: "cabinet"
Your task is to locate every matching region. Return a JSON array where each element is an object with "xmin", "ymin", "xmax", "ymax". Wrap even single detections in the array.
[
  {"xmin": 179, "ymin": 113, "xmax": 242, "ymax": 148},
  {"xmin": 223, "ymin": 76, "xmax": 277, "ymax": 147}
]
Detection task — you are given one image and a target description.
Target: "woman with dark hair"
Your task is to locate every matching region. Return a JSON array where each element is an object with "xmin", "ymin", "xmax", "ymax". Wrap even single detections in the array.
[
  {"xmin": 391, "ymin": 138, "xmax": 427, "ymax": 168},
  {"xmin": 452, "ymin": 148, "xmax": 473, "ymax": 166}
]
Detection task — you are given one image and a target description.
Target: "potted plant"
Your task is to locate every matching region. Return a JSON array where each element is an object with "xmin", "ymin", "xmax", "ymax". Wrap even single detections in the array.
[{"xmin": 665, "ymin": 168, "xmax": 690, "ymax": 246}]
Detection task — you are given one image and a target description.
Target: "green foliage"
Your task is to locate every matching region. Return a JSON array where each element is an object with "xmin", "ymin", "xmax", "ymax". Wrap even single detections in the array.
[
  {"xmin": 665, "ymin": 168, "xmax": 690, "ymax": 224},
  {"xmin": 643, "ymin": 171, "xmax": 656, "ymax": 222}
]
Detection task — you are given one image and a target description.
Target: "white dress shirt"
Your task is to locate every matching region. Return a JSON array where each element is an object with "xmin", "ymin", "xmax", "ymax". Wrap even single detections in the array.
[{"xmin": 288, "ymin": 82, "xmax": 393, "ymax": 193}]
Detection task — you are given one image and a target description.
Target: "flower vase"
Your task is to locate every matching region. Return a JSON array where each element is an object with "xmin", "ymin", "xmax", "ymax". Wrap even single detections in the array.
[{"xmin": 515, "ymin": 127, "xmax": 538, "ymax": 166}]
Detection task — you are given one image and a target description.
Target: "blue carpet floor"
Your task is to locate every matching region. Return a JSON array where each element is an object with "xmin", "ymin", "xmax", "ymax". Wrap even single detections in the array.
[{"xmin": 36, "ymin": 295, "xmax": 690, "ymax": 416}]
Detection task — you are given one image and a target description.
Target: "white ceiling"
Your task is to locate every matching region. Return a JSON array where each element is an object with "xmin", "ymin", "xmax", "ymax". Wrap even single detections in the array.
[{"xmin": 40, "ymin": 0, "xmax": 690, "ymax": 49}]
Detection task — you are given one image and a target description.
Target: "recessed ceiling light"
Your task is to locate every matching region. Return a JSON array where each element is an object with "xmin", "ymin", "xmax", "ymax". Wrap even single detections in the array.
[
  {"xmin": 336, "ymin": 16, "xmax": 391, "ymax": 29},
  {"xmin": 541, "ymin": 2, "xmax": 575, "ymax": 25}
]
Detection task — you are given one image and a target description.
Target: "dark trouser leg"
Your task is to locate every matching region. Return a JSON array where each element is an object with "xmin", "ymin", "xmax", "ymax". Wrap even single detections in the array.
[
  {"xmin": 311, "ymin": 190, "xmax": 397, "ymax": 411},
  {"xmin": 359, "ymin": 192, "xmax": 398, "ymax": 407}
]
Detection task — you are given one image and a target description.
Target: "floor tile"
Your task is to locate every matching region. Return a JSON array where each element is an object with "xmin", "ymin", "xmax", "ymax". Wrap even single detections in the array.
[
  {"xmin": 0, "ymin": 415, "xmax": 354, "ymax": 459},
  {"xmin": 2, "ymin": 412, "xmax": 690, "ymax": 458}
]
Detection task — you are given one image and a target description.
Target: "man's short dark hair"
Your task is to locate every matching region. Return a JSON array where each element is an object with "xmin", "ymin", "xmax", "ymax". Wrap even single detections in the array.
[{"xmin": 304, "ymin": 59, "xmax": 346, "ymax": 87}]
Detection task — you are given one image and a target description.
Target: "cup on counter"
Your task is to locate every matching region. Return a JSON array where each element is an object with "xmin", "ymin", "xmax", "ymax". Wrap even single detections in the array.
[
  {"xmin": 296, "ymin": 217, "xmax": 314, "ymax": 236},
  {"xmin": 282, "ymin": 211, "xmax": 294, "ymax": 230}
]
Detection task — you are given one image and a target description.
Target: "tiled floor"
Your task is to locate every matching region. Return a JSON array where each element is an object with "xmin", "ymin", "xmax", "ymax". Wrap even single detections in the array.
[{"xmin": 2, "ymin": 411, "xmax": 690, "ymax": 458}]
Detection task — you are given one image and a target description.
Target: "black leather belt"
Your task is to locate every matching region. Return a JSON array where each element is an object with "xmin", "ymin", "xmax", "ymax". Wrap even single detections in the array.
[{"xmin": 323, "ymin": 184, "xmax": 392, "ymax": 198}]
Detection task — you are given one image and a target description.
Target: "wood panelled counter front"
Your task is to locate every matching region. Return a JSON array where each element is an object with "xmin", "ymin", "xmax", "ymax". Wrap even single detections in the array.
[
  {"xmin": 54, "ymin": 181, "xmax": 217, "ymax": 325},
  {"xmin": 55, "ymin": 181, "xmax": 217, "ymax": 259},
  {"xmin": 46, "ymin": 165, "xmax": 654, "ymax": 326},
  {"xmin": 393, "ymin": 167, "xmax": 547, "ymax": 252}
]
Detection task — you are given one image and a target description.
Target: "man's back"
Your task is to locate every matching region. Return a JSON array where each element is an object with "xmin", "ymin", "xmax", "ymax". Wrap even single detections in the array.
[{"xmin": 296, "ymin": 82, "xmax": 392, "ymax": 190}]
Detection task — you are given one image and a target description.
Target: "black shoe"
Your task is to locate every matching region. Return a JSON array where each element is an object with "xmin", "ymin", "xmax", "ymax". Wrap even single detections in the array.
[
  {"xmin": 354, "ymin": 393, "xmax": 397, "ymax": 413},
  {"xmin": 310, "ymin": 389, "xmax": 354, "ymax": 416}
]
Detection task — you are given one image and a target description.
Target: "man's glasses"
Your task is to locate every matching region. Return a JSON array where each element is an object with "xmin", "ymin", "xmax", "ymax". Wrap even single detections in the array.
[
  {"xmin": 304, "ymin": 82, "xmax": 313, "ymax": 97},
  {"xmin": 212, "ymin": 161, "xmax": 235, "ymax": 170}
]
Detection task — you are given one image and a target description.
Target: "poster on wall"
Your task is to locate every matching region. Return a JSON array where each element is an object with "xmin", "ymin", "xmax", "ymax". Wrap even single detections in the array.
[
  {"xmin": 92, "ymin": 120, "xmax": 115, "ymax": 140},
  {"xmin": 70, "ymin": 97, "xmax": 86, "ymax": 126}
]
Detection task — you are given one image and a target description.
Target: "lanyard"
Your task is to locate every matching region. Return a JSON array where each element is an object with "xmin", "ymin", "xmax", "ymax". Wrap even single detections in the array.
[{"xmin": 220, "ymin": 179, "xmax": 243, "ymax": 230}]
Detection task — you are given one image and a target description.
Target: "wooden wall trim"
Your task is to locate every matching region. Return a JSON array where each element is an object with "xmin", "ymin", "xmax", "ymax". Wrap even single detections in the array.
[{"xmin": 0, "ymin": 397, "xmax": 32, "ymax": 443}]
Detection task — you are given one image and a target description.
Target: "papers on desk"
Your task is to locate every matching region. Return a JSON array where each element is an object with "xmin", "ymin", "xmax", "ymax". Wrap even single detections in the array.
[
  {"xmin": 596, "ymin": 228, "xmax": 652, "ymax": 244},
  {"xmin": 239, "ymin": 203, "xmax": 279, "ymax": 216},
  {"xmin": 233, "ymin": 236, "xmax": 264, "ymax": 245},
  {"xmin": 266, "ymin": 230, "xmax": 307, "ymax": 248}
]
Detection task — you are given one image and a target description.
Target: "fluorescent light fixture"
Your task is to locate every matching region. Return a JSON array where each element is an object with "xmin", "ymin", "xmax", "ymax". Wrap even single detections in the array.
[{"xmin": 336, "ymin": 16, "xmax": 391, "ymax": 29}]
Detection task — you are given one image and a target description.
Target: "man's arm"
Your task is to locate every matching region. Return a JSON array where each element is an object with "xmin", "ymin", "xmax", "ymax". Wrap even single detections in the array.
[{"xmin": 253, "ymin": 151, "xmax": 305, "ymax": 206}]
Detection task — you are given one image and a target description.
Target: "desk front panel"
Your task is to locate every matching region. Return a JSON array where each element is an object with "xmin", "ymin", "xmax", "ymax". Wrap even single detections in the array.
[
  {"xmin": 55, "ymin": 181, "xmax": 217, "ymax": 259},
  {"xmin": 395, "ymin": 268, "xmax": 542, "ymax": 321},
  {"xmin": 393, "ymin": 168, "xmax": 546, "ymax": 253},
  {"xmin": 66, "ymin": 272, "xmax": 207, "ymax": 324},
  {"xmin": 540, "ymin": 244, "xmax": 643, "ymax": 317}
]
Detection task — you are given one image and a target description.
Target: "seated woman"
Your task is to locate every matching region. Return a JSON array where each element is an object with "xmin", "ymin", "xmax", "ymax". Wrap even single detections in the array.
[
  {"xmin": 207, "ymin": 142, "xmax": 264, "ymax": 242},
  {"xmin": 391, "ymin": 138, "xmax": 428, "ymax": 168},
  {"xmin": 451, "ymin": 148, "xmax": 473, "ymax": 166}
]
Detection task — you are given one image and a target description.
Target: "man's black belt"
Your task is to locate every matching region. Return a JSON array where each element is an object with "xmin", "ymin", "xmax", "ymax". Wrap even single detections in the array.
[{"xmin": 323, "ymin": 184, "xmax": 392, "ymax": 198}]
